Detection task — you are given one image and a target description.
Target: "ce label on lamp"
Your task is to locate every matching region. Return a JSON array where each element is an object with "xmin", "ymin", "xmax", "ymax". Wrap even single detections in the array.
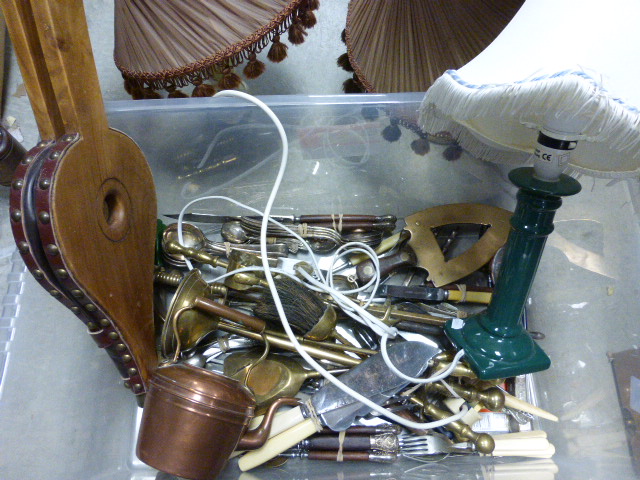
[{"xmin": 534, "ymin": 146, "xmax": 570, "ymax": 167}]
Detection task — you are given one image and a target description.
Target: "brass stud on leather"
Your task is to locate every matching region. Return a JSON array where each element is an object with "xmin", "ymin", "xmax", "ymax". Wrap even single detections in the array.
[
  {"xmin": 123, "ymin": 381, "xmax": 131, "ymax": 389},
  {"xmin": 55, "ymin": 269, "xmax": 68, "ymax": 279},
  {"xmin": 108, "ymin": 331, "xmax": 119, "ymax": 340},
  {"xmin": 87, "ymin": 321, "xmax": 97, "ymax": 331},
  {"xmin": 50, "ymin": 150, "xmax": 61, "ymax": 159},
  {"xmin": 38, "ymin": 211, "xmax": 51, "ymax": 224},
  {"xmin": 32, "ymin": 269, "xmax": 44, "ymax": 280},
  {"xmin": 21, "ymin": 156, "xmax": 33, "ymax": 165},
  {"xmin": 17, "ymin": 241, "xmax": 29, "ymax": 253},
  {"xmin": 133, "ymin": 383, "xmax": 142, "ymax": 392},
  {"xmin": 10, "ymin": 210, "xmax": 21, "ymax": 222},
  {"xmin": 49, "ymin": 290, "xmax": 61, "ymax": 298},
  {"xmin": 12, "ymin": 178, "xmax": 23, "ymax": 190},
  {"xmin": 122, "ymin": 354, "xmax": 132, "ymax": 363},
  {"xmin": 71, "ymin": 289, "xmax": 84, "ymax": 298},
  {"xmin": 37, "ymin": 141, "xmax": 48, "ymax": 148},
  {"xmin": 85, "ymin": 303, "xmax": 97, "ymax": 312},
  {"xmin": 116, "ymin": 343, "xmax": 126, "ymax": 352},
  {"xmin": 99, "ymin": 318, "xmax": 110, "ymax": 327},
  {"xmin": 46, "ymin": 244, "xmax": 59, "ymax": 256},
  {"xmin": 39, "ymin": 178, "xmax": 51, "ymax": 190},
  {"xmin": 63, "ymin": 134, "xmax": 76, "ymax": 142},
  {"xmin": 70, "ymin": 306, "xmax": 80, "ymax": 314},
  {"xmin": 128, "ymin": 367, "xmax": 138, "ymax": 376}
]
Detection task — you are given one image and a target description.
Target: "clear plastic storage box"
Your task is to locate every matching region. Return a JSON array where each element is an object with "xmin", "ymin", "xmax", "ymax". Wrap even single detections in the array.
[{"xmin": 1, "ymin": 93, "xmax": 639, "ymax": 479}]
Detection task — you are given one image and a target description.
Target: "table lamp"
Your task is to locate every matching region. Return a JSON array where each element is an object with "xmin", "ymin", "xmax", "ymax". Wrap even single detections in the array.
[{"xmin": 419, "ymin": 0, "xmax": 640, "ymax": 379}]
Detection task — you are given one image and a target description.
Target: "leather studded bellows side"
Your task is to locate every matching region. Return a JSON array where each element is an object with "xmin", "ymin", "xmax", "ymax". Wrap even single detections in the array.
[{"xmin": 3, "ymin": 0, "xmax": 158, "ymax": 402}]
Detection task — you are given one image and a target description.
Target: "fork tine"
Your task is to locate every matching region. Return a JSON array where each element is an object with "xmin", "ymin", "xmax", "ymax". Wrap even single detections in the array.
[
  {"xmin": 398, "ymin": 433, "xmax": 457, "ymax": 455},
  {"xmin": 398, "ymin": 434, "xmax": 434, "ymax": 443}
]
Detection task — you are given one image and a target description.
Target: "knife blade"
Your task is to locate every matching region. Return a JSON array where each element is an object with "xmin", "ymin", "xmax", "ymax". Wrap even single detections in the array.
[{"xmin": 237, "ymin": 340, "xmax": 440, "ymax": 471}]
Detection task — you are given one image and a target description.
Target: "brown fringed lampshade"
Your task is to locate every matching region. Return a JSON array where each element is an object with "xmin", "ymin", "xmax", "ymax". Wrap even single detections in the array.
[
  {"xmin": 343, "ymin": 0, "xmax": 523, "ymax": 93},
  {"xmin": 114, "ymin": 0, "xmax": 319, "ymax": 97}
]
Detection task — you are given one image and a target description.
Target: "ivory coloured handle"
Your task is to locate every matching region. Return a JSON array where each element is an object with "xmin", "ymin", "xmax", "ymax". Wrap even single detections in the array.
[
  {"xmin": 503, "ymin": 392, "xmax": 559, "ymax": 422},
  {"xmin": 239, "ymin": 418, "xmax": 320, "ymax": 471}
]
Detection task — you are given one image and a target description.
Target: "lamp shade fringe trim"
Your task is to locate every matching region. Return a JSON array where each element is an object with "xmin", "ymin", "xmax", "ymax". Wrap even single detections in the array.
[{"xmin": 116, "ymin": 0, "xmax": 318, "ymax": 93}]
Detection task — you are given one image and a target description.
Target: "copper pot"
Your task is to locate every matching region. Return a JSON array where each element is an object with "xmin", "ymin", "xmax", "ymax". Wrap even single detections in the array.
[{"xmin": 136, "ymin": 363, "xmax": 298, "ymax": 480}]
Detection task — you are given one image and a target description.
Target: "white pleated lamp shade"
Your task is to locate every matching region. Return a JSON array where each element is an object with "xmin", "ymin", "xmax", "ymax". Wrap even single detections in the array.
[{"xmin": 419, "ymin": 0, "xmax": 640, "ymax": 178}]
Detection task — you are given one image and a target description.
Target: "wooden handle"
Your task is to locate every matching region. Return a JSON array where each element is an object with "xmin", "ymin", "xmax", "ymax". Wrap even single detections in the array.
[
  {"xmin": 299, "ymin": 214, "xmax": 394, "ymax": 224},
  {"xmin": 238, "ymin": 418, "xmax": 320, "ymax": 471},
  {"xmin": 306, "ymin": 450, "xmax": 371, "ymax": 461},
  {"xmin": 307, "ymin": 435, "xmax": 373, "ymax": 451},
  {"xmin": 1, "ymin": 0, "xmax": 63, "ymax": 139},
  {"xmin": 28, "ymin": 0, "xmax": 108, "ymax": 136},
  {"xmin": 356, "ymin": 249, "xmax": 416, "ymax": 283},
  {"xmin": 503, "ymin": 392, "xmax": 559, "ymax": 422}
]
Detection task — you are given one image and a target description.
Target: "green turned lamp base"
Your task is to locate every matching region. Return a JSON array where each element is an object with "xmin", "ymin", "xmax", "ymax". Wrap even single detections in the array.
[
  {"xmin": 442, "ymin": 167, "xmax": 580, "ymax": 380},
  {"xmin": 445, "ymin": 314, "xmax": 551, "ymax": 380}
]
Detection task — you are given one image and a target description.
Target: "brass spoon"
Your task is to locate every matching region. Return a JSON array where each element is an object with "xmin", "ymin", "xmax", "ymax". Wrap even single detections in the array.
[
  {"xmin": 223, "ymin": 349, "xmax": 346, "ymax": 408},
  {"xmin": 162, "ymin": 223, "xmax": 207, "ymax": 267},
  {"xmin": 163, "ymin": 223, "xmax": 288, "ymax": 263}
]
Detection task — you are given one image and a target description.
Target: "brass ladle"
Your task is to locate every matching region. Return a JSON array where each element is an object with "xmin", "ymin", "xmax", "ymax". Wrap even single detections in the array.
[{"xmin": 223, "ymin": 349, "xmax": 346, "ymax": 408}]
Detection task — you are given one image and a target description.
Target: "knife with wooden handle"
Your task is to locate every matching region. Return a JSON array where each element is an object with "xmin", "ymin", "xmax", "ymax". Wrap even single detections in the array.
[{"xmin": 4, "ymin": 0, "xmax": 158, "ymax": 399}]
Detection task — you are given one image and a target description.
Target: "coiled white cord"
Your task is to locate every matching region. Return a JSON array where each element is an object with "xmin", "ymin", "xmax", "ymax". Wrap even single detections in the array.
[{"xmin": 175, "ymin": 89, "xmax": 468, "ymax": 429}]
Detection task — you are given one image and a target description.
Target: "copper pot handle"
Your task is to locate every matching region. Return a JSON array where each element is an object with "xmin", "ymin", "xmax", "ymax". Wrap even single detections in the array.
[{"xmin": 236, "ymin": 397, "xmax": 301, "ymax": 450}]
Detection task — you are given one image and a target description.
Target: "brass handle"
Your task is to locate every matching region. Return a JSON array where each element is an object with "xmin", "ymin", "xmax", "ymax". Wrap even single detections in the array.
[
  {"xmin": 420, "ymin": 401, "xmax": 495, "ymax": 454},
  {"xmin": 164, "ymin": 240, "xmax": 228, "ymax": 268}
]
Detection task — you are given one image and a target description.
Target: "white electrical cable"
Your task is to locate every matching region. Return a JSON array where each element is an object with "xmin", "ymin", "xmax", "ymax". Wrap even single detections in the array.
[{"xmin": 174, "ymin": 89, "xmax": 469, "ymax": 430}]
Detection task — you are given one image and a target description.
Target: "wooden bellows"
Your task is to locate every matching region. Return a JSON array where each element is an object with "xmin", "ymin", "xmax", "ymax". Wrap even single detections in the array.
[{"xmin": 4, "ymin": 0, "xmax": 158, "ymax": 400}]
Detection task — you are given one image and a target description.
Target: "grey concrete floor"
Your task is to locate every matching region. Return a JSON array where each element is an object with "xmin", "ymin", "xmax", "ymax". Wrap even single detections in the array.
[{"xmin": 0, "ymin": 0, "xmax": 352, "ymax": 294}]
